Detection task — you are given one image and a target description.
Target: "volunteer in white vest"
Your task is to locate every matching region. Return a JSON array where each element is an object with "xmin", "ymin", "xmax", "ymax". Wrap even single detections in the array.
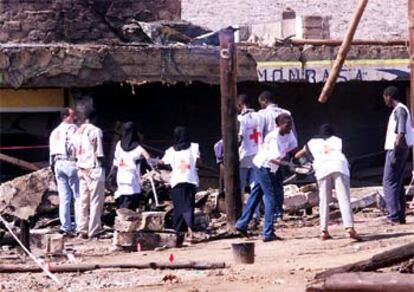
[
  {"xmin": 112, "ymin": 122, "xmax": 150, "ymax": 210},
  {"xmin": 159, "ymin": 127, "xmax": 201, "ymax": 242},
  {"xmin": 382, "ymin": 86, "xmax": 414, "ymax": 224},
  {"xmin": 236, "ymin": 114, "xmax": 297, "ymax": 242},
  {"xmin": 258, "ymin": 90, "xmax": 297, "ymax": 220},
  {"xmin": 72, "ymin": 108, "xmax": 105, "ymax": 239},
  {"xmin": 295, "ymin": 124, "xmax": 360, "ymax": 241},
  {"xmin": 258, "ymin": 90, "xmax": 295, "ymax": 138},
  {"xmin": 49, "ymin": 108, "xmax": 79, "ymax": 236},
  {"xmin": 237, "ymin": 94, "xmax": 264, "ymax": 193}
]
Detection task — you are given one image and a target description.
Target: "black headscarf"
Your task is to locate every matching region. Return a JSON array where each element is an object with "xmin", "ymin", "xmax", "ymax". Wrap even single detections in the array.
[
  {"xmin": 120, "ymin": 122, "xmax": 140, "ymax": 151},
  {"xmin": 173, "ymin": 127, "xmax": 191, "ymax": 151},
  {"xmin": 315, "ymin": 124, "xmax": 335, "ymax": 139}
]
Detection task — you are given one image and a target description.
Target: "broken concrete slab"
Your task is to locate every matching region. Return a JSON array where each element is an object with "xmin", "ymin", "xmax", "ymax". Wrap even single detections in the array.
[
  {"xmin": 114, "ymin": 217, "xmax": 141, "ymax": 233},
  {"xmin": 136, "ymin": 231, "xmax": 183, "ymax": 250},
  {"xmin": 193, "ymin": 209, "xmax": 210, "ymax": 232},
  {"xmin": 113, "ymin": 231, "xmax": 137, "ymax": 247},
  {"xmin": 139, "ymin": 211, "xmax": 166, "ymax": 231},
  {"xmin": 332, "ymin": 191, "xmax": 380, "ymax": 212},
  {"xmin": 284, "ymin": 191, "xmax": 320, "ymax": 213},
  {"xmin": 0, "ymin": 168, "xmax": 57, "ymax": 220},
  {"xmin": 45, "ymin": 234, "xmax": 64, "ymax": 254},
  {"xmin": 116, "ymin": 208, "xmax": 141, "ymax": 221}
]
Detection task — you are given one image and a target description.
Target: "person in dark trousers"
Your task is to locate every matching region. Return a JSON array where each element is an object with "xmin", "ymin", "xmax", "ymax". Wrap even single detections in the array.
[
  {"xmin": 235, "ymin": 114, "xmax": 297, "ymax": 242},
  {"xmin": 111, "ymin": 122, "xmax": 151, "ymax": 211},
  {"xmin": 214, "ymin": 139, "xmax": 225, "ymax": 196},
  {"xmin": 159, "ymin": 127, "xmax": 201, "ymax": 242},
  {"xmin": 383, "ymin": 86, "xmax": 414, "ymax": 224}
]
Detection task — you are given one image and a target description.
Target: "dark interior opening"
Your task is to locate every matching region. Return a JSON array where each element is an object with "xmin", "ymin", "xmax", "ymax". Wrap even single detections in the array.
[{"xmin": 1, "ymin": 80, "xmax": 411, "ymax": 186}]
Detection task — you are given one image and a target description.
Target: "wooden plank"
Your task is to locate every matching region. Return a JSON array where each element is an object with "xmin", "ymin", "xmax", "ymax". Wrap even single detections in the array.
[
  {"xmin": 315, "ymin": 242, "xmax": 414, "ymax": 280},
  {"xmin": 318, "ymin": 0, "xmax": 368, "ymax": 103},
  {"xmin": 308, "ymin": 272, "xmax": 414, "ymax": 292},
  {"xmin": 0, "ymin": 261, "xmax": 226, "ymax": 273},
  {"xmin": 0, "ymin": 153, "xmax": 40, "ymax": 171}
]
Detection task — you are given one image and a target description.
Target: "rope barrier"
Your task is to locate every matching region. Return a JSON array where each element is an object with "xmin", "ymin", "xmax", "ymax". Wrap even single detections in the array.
[{"xmin": 0, "ymin": 214, "xmax": 64, "ymax": 289}]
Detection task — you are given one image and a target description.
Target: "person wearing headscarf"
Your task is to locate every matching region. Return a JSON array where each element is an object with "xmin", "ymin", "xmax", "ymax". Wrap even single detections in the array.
[
  {"xmin": 112, "ymin": 122, "xmax": 150, "ymax": 210},
  {"xmin": 295, "ymin": 124, "xmax": 360, "ymax": 241},
  {"xmin": 159, "ymin": 127, "xmax": 201, "ymax": 242}
]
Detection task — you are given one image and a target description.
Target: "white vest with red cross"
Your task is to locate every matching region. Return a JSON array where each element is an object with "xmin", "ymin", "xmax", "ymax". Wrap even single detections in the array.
[
  {"xmin": 238, "ymin": 109, "xmax": 263, "ymax": 161},
  {"xmin": 162, "ymin": 143, "xmax": 200, "ymax": 188}
]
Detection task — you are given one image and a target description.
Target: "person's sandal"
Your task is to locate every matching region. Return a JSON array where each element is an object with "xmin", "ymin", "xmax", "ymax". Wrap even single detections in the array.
[
  {"xmin": 320, "ymin": 230, "xmax": 332, "ymax": 241},
  {"xmin": 346, "ymin": 228, "xmax": 363, "ymax": 241}
]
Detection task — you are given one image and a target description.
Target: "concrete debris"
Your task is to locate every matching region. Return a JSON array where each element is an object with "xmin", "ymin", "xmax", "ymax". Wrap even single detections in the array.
[
  {"xmin": 140, "ymin": 211, "xmax": 166, "ymax": 232},
  {"xmin": 193, "ymin": 209, "xmax": 211, "ymax": 232},
  {"xmin": 136, "ymin": 231, "xmax": 183, "ymax": 250},
  {"xmin": 0, "ymin": 168, "xmax": 57, "ymax": 220},
  {"xmin": 45, "ymin": 234, "xmax": 64, "ymax": 255}
]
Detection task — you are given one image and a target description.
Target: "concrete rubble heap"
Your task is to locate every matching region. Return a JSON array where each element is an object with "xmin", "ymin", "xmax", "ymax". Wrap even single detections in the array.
[{"xmin": 0, "ymin": 166, "xmax": 398, "ymax": 253}]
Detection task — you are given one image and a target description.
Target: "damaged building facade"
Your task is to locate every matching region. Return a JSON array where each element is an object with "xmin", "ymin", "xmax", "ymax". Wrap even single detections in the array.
[{"xmin": 0, "ymin": 0, "xmax": 410, "ymax": 186}]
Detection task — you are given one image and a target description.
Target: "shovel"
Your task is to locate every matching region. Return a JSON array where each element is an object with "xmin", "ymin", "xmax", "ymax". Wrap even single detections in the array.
[{"xmin": 146, "ymin": 169, "xmax": 161, "ymax": 209}]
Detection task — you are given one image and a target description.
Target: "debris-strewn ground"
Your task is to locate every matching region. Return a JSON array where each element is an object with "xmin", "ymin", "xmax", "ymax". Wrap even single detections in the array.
[{"xmin": 1, "ymin": 212, "xmax": 413, "ymax": 292}]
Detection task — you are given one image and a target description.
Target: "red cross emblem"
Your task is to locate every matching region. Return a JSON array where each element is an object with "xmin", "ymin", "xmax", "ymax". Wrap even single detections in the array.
[
  {"xmin": 323, "ymin": 145, "xmax": 333, "ymax": 155},
  {"xmin": 249, "ymin": 129, "xmax": 261, "ymax": 144},
  {"xmin": 119, "ymin": 159, "xmax": 127, "ymax": 168},
  {"xmin": 178, "ymin": 159, "xmax": 191, "ymax": 173}
]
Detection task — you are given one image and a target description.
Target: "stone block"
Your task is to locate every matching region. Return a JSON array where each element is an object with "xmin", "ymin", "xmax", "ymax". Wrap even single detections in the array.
[
  {"xmin": 45, "ymin": 234, "xmax": 64, "ymax": 254},
  {"xmin": 114, "ymin": 217, "xmax": 141, "ymax": 232},
  {"xmin": 193, "ymin": 209, "xmax": 210, "ymax": 231},
  {"xmin": 136, "ymin": 231, "xmax": 183, "ymax": 250},
  {"xmin": 116, "ymin": 208, "xmax": 141, "ymax": 221},
  {"xmin": 113, "ymin": 231, "xmax": 137, "ymax": 247},
  {"xmin": 139, "ymin": 211, "xmax": 166, "ymax": 231}
]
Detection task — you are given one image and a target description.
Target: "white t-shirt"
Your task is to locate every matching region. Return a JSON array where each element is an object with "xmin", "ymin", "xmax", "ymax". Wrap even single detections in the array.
[
  {"xmin": 238, "ymin": 109, "xmax": 263, "ymax": 167},
  {"xmin": 72, "ymin": 123, "xmax": 104, "ymax": 169},
  {"xmin": 307, "ymin": 136, "xmax": 350, "ymax": 180},
  {"xmin": 253, "ymin": 128, "xmax": 297, "ymax": 173},
  {"xmin": 113, "ymin": 142, "xmax": 144, "ymax": 197},
  {"xmin": 49, "ymin": 122, "xmax": 78, "ymax": 158},
  {"xmin": 384, "ymin": 103, "xmax": 414, "ymax": 150},
  {"xmin": 162, "ymin": 143, "xmax": 200, "ymax": 188},
  {"xmin": 258, "ymin": 104, "xmax": 292, "ymax": 138}
]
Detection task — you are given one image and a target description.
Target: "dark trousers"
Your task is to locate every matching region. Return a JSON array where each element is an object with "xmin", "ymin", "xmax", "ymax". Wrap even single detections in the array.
[
  {"xmin": 236, "ymin": 166, "xmax": 283, "ymax": 239},
  {"xmin": 171, "ymin": 183, "xmax": 196, "ymax": 232},
  {"xmin": 383, "ymin": 148, "xmax": 409, "ymax": 222}
]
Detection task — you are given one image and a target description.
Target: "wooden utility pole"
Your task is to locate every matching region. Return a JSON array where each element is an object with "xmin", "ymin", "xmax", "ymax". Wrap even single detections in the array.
[
  {"xmin": 318, "ymin": 0, "xmax": 368, "ymax": 103},
  {"xmin": 219, "ymin": 27, "xmax": 242, "ymax": 231},
  {"xmin": 409, "ymin": 0, "xmax": 414, "ymax": 123}
]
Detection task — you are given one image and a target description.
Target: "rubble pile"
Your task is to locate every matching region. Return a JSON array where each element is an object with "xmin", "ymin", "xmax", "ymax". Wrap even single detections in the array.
[{"xmin": 0, "ymin": 167, "xmax": 404, "ymax": 254}]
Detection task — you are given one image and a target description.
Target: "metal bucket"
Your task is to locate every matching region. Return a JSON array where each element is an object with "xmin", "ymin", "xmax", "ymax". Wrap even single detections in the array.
[{"xmin": 232, "ymin": 242, "xmax": 255, "ymax": 264}]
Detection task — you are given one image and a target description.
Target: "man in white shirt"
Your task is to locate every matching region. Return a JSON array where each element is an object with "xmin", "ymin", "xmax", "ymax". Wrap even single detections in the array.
[
  {"xmin": 237, "ymin": 94, "xmax": 263, "ymax": 194},
  {"xmin": 49, "ymin": 108, "xmax": 79, "ymax": 235},
  {"xmin": 235, "ymin": 114, "xmax": 297, "ymax": 242},
  {"xmin": 72, "ymin": 108, "xmax": 105, "ymax": 239},
  {"xmin": 258, "ymin": 90, "xmax": 295, "ymax": 138},
  {"xmin": 258, "ymin": 91, "xmax": 297, "ymax": 219},
  {"xmin": 382, "ymin": 86, "xmax": 414, "ymax": 224}
]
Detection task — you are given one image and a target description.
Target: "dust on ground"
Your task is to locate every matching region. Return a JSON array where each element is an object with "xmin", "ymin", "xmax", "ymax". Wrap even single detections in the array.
[{"xmin": 1, "ymin": 212, "xmax": 413, "ymax": 292}]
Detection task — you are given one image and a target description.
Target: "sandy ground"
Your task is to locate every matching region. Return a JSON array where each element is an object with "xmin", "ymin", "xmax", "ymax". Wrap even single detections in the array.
[{"xmin": 1, "ymin": 211, "xmax": 413, "ymax": 292}]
